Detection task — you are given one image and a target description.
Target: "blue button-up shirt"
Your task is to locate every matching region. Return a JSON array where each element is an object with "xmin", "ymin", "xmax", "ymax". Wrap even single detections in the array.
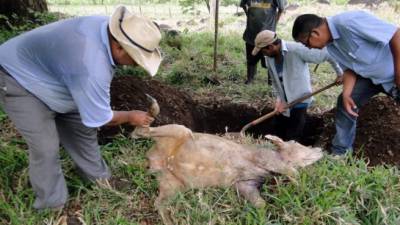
[
  {"xmin": 266, "ymin": 40, "xmax": 343, "ymax": 116},
  {"xmin": 0, "ymin": 16, "xmax": 116, "ymax": 127},
  {"xmin": 326, "ymin": 10, "xmax": 398, "ymax": 92}
]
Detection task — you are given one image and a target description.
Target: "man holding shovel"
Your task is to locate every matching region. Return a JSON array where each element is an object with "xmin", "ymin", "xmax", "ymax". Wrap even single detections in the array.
[
  {"xmin": 292, "ymin": 11, "xmax": 400, "ymax": 155},
  {"xmin": 252, "ymin": 30, "xmax": 342, "ymax": 142}
]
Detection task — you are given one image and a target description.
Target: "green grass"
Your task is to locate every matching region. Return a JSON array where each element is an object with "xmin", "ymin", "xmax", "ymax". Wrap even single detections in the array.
[
  {"xmin": 2, "ymin": 133, "xmax": 400, "ymax": 224},
  {"xmin": 1, "ymin": 2, "xmax": 400, "ymax": 224}
]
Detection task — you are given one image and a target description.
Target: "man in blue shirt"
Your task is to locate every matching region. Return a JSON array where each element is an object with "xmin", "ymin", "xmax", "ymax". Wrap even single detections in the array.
[
  {"xmin": 0, "ymin": 6, "xmax": 162, "ymax": 209},
  {"xmin": 252, "ymin": 30, "xmax": 342, "ymax": 142},
  {"xmin": 292, "ymin": 11, "xmax": 400, "ymax": 155}
]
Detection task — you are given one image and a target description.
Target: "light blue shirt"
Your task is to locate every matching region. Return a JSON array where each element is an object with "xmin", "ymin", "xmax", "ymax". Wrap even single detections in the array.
[
  {"xmin": 265, "ymin": 40, "xmax": 343, "ymax": 116},
  {"xmin": 326, "ymin": 10, "xmax": 398, "ymax": 92},
  {"xmin": 0, "ymin": 16, "xmax": 116, "ymax": 127}
]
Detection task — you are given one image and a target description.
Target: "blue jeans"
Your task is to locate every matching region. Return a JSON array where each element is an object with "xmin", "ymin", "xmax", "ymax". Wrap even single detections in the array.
[{"xmin": 331, "ymin": 76, "xmax": 385, "ymax": 155}]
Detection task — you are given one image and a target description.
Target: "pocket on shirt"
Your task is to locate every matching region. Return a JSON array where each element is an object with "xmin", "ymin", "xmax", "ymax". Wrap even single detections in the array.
[{"xmin": 353, "ymin": 44, "xmax": 378, "ymax": 65}]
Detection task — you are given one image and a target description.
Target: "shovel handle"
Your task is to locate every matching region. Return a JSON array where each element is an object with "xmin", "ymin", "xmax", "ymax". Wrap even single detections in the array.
[
  {"xmin": 240, "ymin": 109, "xmax": 278, "ymax": 137},
  {"xmin": 240, "ymin": 81, "xmax": 337, "ymax": 137}
]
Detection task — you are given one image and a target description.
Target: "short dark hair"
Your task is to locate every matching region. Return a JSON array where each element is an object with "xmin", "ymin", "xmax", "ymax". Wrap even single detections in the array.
[
  {"xmin": 272, "ymin": 38, "xmax": 281, "ymax": 46},
  {"xmin": 292, "ymin": 14, "xmax": 324, "ymax": 40}
]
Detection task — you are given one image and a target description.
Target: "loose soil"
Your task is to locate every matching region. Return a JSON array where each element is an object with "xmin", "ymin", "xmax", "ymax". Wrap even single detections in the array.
[
  {"xmin": 318, "ymin": 96, "xmax": 400, "ymax": 166},
  {"xmin": 99, "ymin": 75, "xmax": 323, "ymax": 146},
  {"xmin": 100, "ymin": 76, "xmax": 400, "ymax": 167}
]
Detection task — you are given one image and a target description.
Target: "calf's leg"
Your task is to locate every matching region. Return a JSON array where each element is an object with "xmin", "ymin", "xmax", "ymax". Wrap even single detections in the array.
[
  {"xmin": 155, "ymin": 172, "xmax": 185, "ymax": 225},
  {"xmin": 235, "ymin": 179, "xmax": 266, "ymax": 208}
]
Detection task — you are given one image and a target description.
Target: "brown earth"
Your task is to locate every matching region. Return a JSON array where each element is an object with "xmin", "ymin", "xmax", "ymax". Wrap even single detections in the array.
[
  {"xmin": 318, "ymin": 96, "xmax": 400, "ymax": 166},
  {"xmin": 100, "ymin": 76, "xmax": 400, "ymax": 167}
]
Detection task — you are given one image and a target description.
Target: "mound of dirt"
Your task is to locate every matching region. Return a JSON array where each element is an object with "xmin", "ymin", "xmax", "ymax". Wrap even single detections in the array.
[{"xmin": 318, "ymin": 96, "xmax": 400, "ymax": 166}]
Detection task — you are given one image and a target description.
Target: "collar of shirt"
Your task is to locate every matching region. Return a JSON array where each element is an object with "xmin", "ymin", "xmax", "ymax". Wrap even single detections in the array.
[
  {"xmin": 100, "ymin": 21, "xmax": 116, "ymax": 67},
  {"xmin": 281, "ymin": 39, "xmax": 288, "ymax": 55},
  {"xmin": 326, "ymin": 17, "xmax": 340, "ymax": 40}
]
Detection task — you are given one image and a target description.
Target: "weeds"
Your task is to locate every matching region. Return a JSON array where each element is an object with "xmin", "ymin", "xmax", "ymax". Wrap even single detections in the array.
[{"xmin": 1, "ymin": 2, "xmax": 400, "ymax": 224}]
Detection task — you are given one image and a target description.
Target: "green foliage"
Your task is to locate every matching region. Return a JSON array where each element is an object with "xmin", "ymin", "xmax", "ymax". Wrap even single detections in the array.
[
  {"xmin": 221, "ymin": 0, "xmax": 240, "ymax": 7},
  {"xmin": 0, "ymin": 11, "xmax": 60, "ymax": 44},
  {"xmin": 1, "ymin": 2, "xmax": 400, "ymax": 224},
  {"xmin": 178, "ymin": 0, "xmax": 204, "ymax": 15},
  {"xmin": 4, "ymin": 132, "xmax": 398, "ymax": 225},
  {"xmin": 0, "ymin": 108, "xmax": 6, "ymax": 122}
]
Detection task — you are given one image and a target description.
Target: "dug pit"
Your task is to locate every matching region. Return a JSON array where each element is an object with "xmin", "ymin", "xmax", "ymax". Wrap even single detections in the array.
[{"xmin": 99, "ymin": 76, "xmax": 400, "ymax": 167}]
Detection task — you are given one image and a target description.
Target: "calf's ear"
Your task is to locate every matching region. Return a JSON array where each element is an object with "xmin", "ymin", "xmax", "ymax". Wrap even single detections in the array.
[{"xmin": 265, "ymin": 135, "xmax": 285, "ymax": 150}]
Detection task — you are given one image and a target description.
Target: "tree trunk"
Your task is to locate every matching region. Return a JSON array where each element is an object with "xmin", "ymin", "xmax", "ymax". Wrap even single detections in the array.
[{"xmin": 0, "ymin": 0, "xmax": 48, "ymax": 18}]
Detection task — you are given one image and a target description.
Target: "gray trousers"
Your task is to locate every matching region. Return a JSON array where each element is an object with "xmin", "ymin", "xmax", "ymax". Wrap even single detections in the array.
[{"xmin": 0, "ymin": 68, "xmax": 110, "ymax": 209}]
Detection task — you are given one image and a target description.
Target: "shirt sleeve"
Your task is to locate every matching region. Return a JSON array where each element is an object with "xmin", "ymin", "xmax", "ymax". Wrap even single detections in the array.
[
  {"xmin": 65, "ymin": 43, "xmax": 114, "ymax": 128},
  {"xmin": 341, "ymin": 11, "xmax": 398, "ymax": 45},
  {"xmin": 295, "ymin": 44, "xmax": 330, "ymax": 64},
  {"xmin": 295, "ymin": 45, "xmax": 343, "ymax": 76},
  {"xmin": 326, "ymin": 53, "xmax": 344, "ymax": 76},
  {"xmin": 68, "ymin": 66, "xmax": 114, "ymax": 128}
]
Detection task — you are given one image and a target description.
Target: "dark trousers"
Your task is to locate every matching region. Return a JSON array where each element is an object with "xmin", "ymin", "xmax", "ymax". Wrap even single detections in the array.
[
  {"xmin": 273, "ymin": 107, "xmax": 307, "ymax": 142},
  {"xmin": 245, "ymin": 43, "xmax": 269, "ymax": 83}
]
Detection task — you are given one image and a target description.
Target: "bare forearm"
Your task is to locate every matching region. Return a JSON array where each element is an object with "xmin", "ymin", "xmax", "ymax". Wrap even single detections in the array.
[
  {"xmin": 390, "ymin": 28, "xmax": 400, "ymax": 87},
  {"xmin": 106, "ymin": 111, "xmax": 129, "ymax": 126},
  {"xmin": 342, "ymin": 70, "xmax": 357, "ymax": 97}
]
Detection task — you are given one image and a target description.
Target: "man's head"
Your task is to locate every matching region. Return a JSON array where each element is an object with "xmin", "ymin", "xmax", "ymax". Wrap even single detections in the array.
[
  {"xmin": 252, "ymin": 30, "xmax": 282, "ymax": 57},
  {"xmin": 109, "ymin": 6, "xmax": 162, "ymax": 76},
  {"xmin": 292, "ymin": 14, "xmax": 331, "ymax": 49}
]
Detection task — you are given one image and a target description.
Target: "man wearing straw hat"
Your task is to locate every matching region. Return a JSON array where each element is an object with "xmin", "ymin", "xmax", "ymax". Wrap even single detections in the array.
[
  {"xmin": 252, "ymin": 30, "xmax": 342, "ymax": 142},
  {"xmin": 0, "ymin": 6, "xmax": 161, "ymax": 210}
]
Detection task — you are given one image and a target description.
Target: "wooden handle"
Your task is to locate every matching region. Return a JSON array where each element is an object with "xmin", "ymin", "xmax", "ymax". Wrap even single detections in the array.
[{"xmin": 240, "ymin": 81, "xmax": 337, "ymax": 137}]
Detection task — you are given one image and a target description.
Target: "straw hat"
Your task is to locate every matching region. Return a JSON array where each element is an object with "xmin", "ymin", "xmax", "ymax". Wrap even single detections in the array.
[
  {"xmin": 252, "ymin": 30, "xmax": 278, "ymax": 56},
  {"xmin": 109, "ymin": 5, "xmax": 162, "ymax": 76}
]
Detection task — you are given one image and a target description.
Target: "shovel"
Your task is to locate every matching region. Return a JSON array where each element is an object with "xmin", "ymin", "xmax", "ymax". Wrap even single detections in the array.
[{"xmin": 240, "ymin": 81, "xmax": 338, "ymax": 137}]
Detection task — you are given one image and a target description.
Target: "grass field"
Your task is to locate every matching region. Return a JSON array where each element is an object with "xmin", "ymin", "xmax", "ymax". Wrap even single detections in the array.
[{"xmin": 1, "ymin": 1, "xmax": 400, "ymax": 224}]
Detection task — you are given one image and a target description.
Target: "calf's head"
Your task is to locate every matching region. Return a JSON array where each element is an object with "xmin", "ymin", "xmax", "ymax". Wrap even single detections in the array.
[{"xmin": 265, "ymin": 135, "xmax": 323, "ymax": 168}]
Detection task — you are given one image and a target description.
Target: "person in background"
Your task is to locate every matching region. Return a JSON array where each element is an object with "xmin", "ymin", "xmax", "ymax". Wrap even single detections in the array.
[
  {"xmin": 240, "ymin": 0, "xmax": 286, "ymax": 84},
  {"xmin": 252, "ymin": 30, "xmax": 343, "ymax": 142},
  {"xmin": 0, "ymin": 6, "xmax": 162, "ymax": 210},
  {"xmin": 292, "ymin": 11, "xmax": 400, "ymax": 155}
]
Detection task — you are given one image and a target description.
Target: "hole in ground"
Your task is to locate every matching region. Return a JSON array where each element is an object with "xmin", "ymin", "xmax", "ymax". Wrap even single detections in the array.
[
  {"xmin": 99, "ymin": 76, "xmax": 400, "ymax": 167},
  {"xmin": 99, "ymin": 76, "xmax": 324, "ymax": 146}
]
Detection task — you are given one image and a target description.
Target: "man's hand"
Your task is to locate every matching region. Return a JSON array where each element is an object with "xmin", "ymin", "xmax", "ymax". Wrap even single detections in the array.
[
  {"xmin": 107, "ymin": 110, "xmax": 154, "ymax": 127},
  {"xmin": 274, "ymin": 99, "xmax": 287, "ymax": 113},
  {"xmin": 128, "ymin": 110, "xmax": 154, "ymax": 127},
  {"xmin": 342, "ymin": 95, "xmax": 358, "ymax": 117},
  {"xmin": 335, "ymin": 76, "xmax": 343, "ymax": 85}
]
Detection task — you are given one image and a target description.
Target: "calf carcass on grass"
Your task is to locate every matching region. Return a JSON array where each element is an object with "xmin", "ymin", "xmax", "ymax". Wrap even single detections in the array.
[{"xmin": 132, "ymin": 96, "xmax": 323, "ymax": 225}]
